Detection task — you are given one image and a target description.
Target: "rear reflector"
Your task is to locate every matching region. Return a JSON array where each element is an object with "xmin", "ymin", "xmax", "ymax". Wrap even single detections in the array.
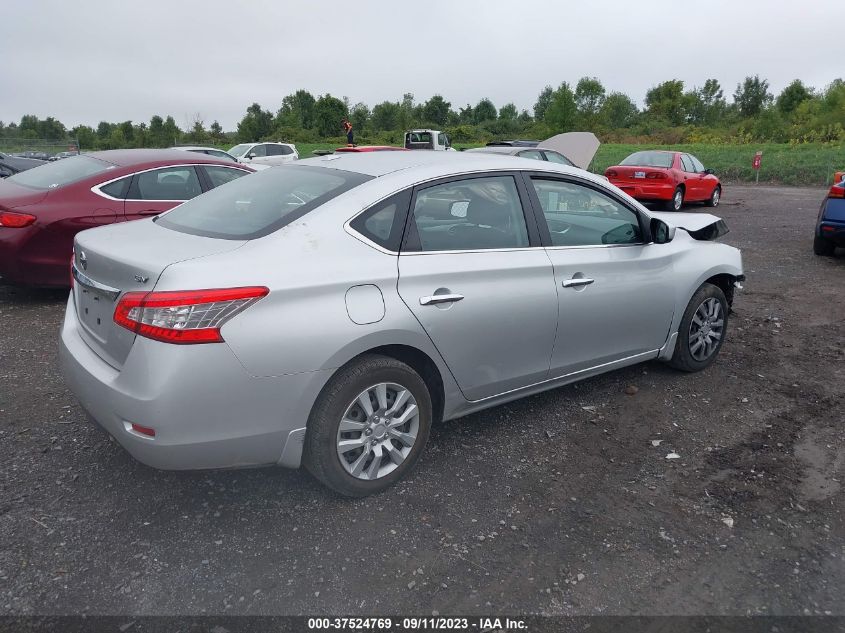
[
  {"xmin": 130, "ymin": 423, "xmax": 156, "ymax": 437},
  {"xmin": 114, "ymin": 286, "xmax": 269, "ymax": 344},
  {"xmin": 0, "ymin": 211, "xmax": 37, "ymax": 228}
]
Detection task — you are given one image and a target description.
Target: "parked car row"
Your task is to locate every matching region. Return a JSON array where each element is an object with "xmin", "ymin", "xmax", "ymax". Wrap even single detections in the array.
[
  {"xmin": 0, "ymin": 150, "xmax": 252, "ymax": 286},
  {"xmin": 0, "ymin": 151, "xmax": 47, "ymax": 178}
]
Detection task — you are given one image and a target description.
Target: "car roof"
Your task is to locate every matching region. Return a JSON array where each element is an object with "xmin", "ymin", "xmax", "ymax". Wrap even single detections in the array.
[
  {"xmin": 296, "ymin": 149, "xmax": 593, "ymax": 180},
  {"xmin": 334, "ymin": 145, "xmax": 408, "ymax": 153},
  {"xmin": 465, "ymin": 146, "xmax": 521, "ymax": 155},
  {"xmin": 485, "ymin": 140, "xmax": 540, "ymax": 147},
  {"xmin": 86, "ymin": 149, "xmax": 243, "ymax": 167},
  {"xmin": 172, "ymin": 146, "xmax": 226, "ymax": 152}
]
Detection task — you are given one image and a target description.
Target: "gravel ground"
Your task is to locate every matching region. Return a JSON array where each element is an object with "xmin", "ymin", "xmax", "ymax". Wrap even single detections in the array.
[{"xmin": 0, "ymin": 184, "xmax": 843, "ymax": 616}]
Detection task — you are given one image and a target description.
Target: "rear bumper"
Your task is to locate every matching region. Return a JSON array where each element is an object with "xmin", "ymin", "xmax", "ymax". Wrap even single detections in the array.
[
  {"xmin": 0, "ymin": 225, "xmax": 68, "ymax": 287},
  {"xmin": 0, "ymin": 227, "xmax": 29, "ymax": 285},
  {"xmin": 59, "ymin": 294, "xmax": 331, "ymax": 470},
  {"xmin": 818, "ymin": 220, "xmax": 845, "ymax": 245},
  {"xmin": 611, "ymin": 181, "xmax": 675, "ymax": 201}
]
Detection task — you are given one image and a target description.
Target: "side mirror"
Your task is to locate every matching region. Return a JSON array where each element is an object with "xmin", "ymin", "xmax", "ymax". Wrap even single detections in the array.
[
  {"xmin": 246, "ymin": 152, "xmax": 256, "ymax": 160},
  {"xmin": 651, "ymin": 218, "xmax": 675, "ymax": 244},
  {"xmin": 704, "ymin": 168, "xmax": 714, "ymax": 175}
]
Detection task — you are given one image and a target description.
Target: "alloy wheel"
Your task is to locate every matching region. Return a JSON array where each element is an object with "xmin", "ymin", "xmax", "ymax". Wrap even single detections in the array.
[
  {"xmin": 336, "ymin": 382, "xmax": 420, "ymax": 480},
  {"xmin": 688, "ymin": 297, "xmax": 724, "ymax": 361}
]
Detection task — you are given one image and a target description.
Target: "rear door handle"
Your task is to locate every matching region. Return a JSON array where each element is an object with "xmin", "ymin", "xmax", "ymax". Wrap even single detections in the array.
[
  {"xmin": 562, "ymin": 278, "xmax": 595, "ymax": 288},
  {"xmin": 420, "ymin": 293, "xmax": 464, "ymax": 306}
]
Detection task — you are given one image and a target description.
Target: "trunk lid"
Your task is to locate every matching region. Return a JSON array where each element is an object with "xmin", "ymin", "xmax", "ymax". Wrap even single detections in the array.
[
  {"xmin": 0, "ymin": 178, "xmax": 49, "ymax": 210},
  {"xmin": 538, "ymin": 132, "xmax": 600, "ymax": 170},
  {"xmin": 608, "ymin": 165, "xmax": 671, "ymax": 183},
  {"xmin": 72, "ymin": 218, "xmax": 246, "ymax": 369}
]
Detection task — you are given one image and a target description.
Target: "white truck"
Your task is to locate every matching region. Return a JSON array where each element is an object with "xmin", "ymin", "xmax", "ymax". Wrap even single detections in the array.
[{"xmin": 403, "ymin": 129, "xmax": 455, "ymax": 151}]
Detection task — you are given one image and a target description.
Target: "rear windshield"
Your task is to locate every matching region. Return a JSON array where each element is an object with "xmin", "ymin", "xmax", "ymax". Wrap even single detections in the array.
[
  {"xmin": 619, "ymin": 151, "xmax": 674, "ymax": 168},
  {"xmin": 155, "ymin": 165, "xmax": 372, "ymax": 240},
  {"xmin": 8, "ymin": 155, "xmax": 112, "ymax": 189}
]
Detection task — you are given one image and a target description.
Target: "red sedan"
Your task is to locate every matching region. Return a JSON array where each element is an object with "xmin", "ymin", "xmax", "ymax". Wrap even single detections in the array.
[
  {"xmin": 0, "ymin": 149, "xmax": 253, "ymax": 287},
  {"xmin": 605, "ymin": 150, "xmax": 721, "ymax": 211}
]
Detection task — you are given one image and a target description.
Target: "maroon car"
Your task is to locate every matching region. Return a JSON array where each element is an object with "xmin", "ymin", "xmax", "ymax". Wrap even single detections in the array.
[{"xmin": 0, "ymin": 149, "xmax": 253, "ymax": 287}]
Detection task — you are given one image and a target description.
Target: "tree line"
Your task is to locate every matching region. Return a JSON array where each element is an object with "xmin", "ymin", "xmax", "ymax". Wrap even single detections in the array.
[{"xmin": 2, "ymin": 75, "xmax": 844, "ymax": 151}]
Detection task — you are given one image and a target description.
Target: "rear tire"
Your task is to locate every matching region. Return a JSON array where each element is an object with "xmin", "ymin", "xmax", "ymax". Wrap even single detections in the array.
[
  {"xmin": 303, "ymin": 354, "xmax": 432, "ymax": 497},
  {"xmin": 813, "ymin": 234, "xmax": 836, "ymax": 256},
  {"xmin": 669, "ymin": 283, "xmax": 728, "ymax": 373},
  {"xmin": 665, "ymin": 187, "xmax": 684, "ymax": 211},
  {"xmin": 705, "ymin": 185, "xmax": 721, "ymax": 207}
]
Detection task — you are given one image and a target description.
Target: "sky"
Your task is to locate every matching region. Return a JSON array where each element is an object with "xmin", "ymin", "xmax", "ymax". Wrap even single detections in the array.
[{"xmin": 2, "ymin": 0, "xmax": 842, "ymax": 131}]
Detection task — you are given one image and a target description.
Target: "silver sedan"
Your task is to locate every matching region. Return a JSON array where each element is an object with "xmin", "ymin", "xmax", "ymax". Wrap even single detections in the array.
[{"xmin": 60, "ymin": 152, "xmax": 743, "ymax": 496}]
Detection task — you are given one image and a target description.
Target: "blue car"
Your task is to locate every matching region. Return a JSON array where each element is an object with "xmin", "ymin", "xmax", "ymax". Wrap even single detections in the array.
[{"xmin": 814, "ymin": 179, "xmax": 845, "ymax": 256}]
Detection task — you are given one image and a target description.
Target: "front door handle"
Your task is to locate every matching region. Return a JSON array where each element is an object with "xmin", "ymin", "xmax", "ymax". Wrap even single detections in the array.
[
  {"xmin": 562, "ymin": 278, "xmax": 595, "ymax": 288},
  {"xmin": 420, "ymin": 293, "xmax": 464, "ymax": 306}
]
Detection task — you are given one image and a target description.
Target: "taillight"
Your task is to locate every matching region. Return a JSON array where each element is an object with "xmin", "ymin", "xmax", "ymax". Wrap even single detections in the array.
[
  {"xmin": 113, "ymin": 286, "xmax": 269, "ymax": 344},
  {"xmin": 828, "ymin": 183, "xmax": 845, "ymax": 199},
  {"xmin": 0, "ymin": 211, "xmax": 37, "ymax": 228},
  {"xmin": 605, "ymin": 169, "xmax": 618, "ymax": 178},
  {"xmin": 646, "ymin": 172, "xmax": 668, "ymax": 180}
]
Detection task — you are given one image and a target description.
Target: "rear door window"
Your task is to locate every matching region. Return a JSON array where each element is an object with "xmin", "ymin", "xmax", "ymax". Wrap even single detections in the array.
[
  {"xmin": 267, "ymin": 144, "xmax": 294, "ymax": 156},
  {"xmin": 405, "ymin": 175, "xmax": 530, "ymax": 252},
  {"xmin": 134, "ymin": 166, "xmax": 202, "ymax": 200}
]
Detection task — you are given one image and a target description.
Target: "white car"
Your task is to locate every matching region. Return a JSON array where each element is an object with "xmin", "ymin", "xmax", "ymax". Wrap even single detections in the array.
[{"xmin": 228, "ymin": 142, "xmax": 298, "ymax": 166}]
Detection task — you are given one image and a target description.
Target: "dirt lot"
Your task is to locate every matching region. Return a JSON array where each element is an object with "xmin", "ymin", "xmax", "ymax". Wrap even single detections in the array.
[{"xmin": 0, "ymin": 184, "xmax": 843, "ymax": 617}]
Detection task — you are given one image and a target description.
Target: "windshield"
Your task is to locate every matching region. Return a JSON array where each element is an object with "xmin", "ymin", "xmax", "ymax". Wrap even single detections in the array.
[
  {"xmin": 228, "ymin": 144, "xmax": 251, "ymax": 158},
  {"xmin": 7, "ymin": 155, "xmax": 112, "ymax": 189},
  {"xmin": 156, "ymin": 165, "xmax": 373, "ymax": 240},
  {"xmin": 620, "ymin": 151, "xmax": 674, "ymax": 168}
]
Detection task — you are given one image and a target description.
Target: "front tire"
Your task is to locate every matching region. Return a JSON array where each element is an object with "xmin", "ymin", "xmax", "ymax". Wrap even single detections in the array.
[
  {"xmin": 705, "ymin": 185, "xmax": 721, "ymax": 207},
  {"xmin": 665, "ymin": 187, "xmax": 684, "ymax": 211},
  {"xmin": 813, "ymin": 234, "xmax": 835, "ymax": 256},
  {"xmin": 669, "ymin": 283, "xmax": 728, "ymax": 372},
  {"xmin": 303, "ymin": 355, "xmax": 432, "ymax": 497}
]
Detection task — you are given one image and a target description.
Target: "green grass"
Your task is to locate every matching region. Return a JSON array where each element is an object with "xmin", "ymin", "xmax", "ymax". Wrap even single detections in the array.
[{"xmin": 225, "ymin": 141, "xmax": 845, "ymax": 186}]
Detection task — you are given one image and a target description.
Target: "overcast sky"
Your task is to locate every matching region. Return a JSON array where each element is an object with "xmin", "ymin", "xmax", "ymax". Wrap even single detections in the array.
[{"xmin": 2, "ymin": 0, "xmax": 842, "ymax": 131}]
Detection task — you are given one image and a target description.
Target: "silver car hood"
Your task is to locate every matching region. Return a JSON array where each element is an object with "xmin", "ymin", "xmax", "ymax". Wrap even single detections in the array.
[
  {"xmin": 538, "ymin": 132, "xmax": 600, "ymax": 170},
  {"xmin": 648, "ymin": 211, "xmax": 723, "ymax": 233}
]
